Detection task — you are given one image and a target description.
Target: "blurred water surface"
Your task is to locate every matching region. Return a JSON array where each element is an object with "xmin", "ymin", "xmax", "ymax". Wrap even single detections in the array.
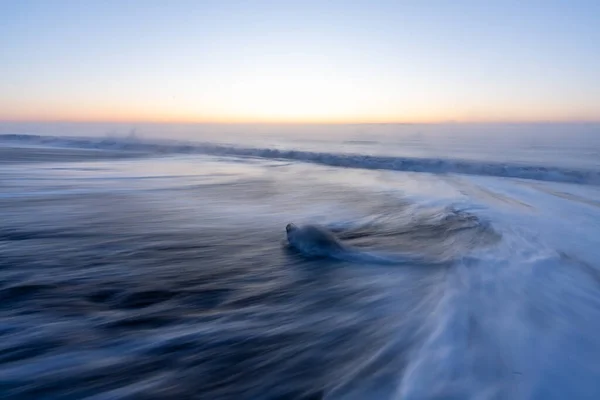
[{"xmin": 1, "ymin": 126, "xmax": 600, "ymax": 399}]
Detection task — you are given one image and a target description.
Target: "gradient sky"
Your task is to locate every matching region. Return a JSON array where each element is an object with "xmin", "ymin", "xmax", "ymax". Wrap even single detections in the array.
[{"xmin": 1, "ymin": 0, "xmax": 599, "ymax": 123}]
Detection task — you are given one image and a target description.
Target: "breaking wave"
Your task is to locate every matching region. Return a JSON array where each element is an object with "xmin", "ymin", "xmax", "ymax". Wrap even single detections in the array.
[{"xmin": 2, "ymin": 134, "xmax": 599, "ymax": 185}]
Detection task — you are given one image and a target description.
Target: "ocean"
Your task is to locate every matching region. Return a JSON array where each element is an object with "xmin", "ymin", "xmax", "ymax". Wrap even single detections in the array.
[{"xmin": 1, "ymin": 123, "xmax": 600, "ymax": 399}]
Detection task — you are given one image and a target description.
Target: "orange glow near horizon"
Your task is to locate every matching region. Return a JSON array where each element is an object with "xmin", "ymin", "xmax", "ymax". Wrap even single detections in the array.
[
  {"xmin": 2, "ymin": 93, "xmax": 599, "ymax": 125},
  {"xmin": 2, "ymin": 70, "xmax": 598, "ymax": 125},
  {"xmin": 2, "ymin": 109, "xmax": 599, "ymax": 125}
]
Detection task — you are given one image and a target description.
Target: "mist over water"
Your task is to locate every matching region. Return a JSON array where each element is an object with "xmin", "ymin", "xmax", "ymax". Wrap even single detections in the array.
[
  {"xmin": 1, "ymin": 124, "xmax": 600, "ymax": 399},
  {"xmin": 1, "ymin": 122, "xmax": 599, "ymax": 167}
]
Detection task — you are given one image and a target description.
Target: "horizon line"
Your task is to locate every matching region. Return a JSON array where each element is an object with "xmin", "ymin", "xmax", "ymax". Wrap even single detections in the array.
[{"xmin": 1, "ymin": 118, "xmax": 600, "ymax": 125}]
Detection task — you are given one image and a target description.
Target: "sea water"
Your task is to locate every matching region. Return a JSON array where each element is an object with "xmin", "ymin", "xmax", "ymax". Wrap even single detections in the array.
[{"xmin": 1, "ymin": 123, "xmax": 599, "ymax": 399}]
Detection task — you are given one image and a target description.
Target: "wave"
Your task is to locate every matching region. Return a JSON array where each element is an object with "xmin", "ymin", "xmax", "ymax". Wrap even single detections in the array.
[
  {"xmin": 2, "ymin": 134, "xmax": 599, "ymax": 185},
  {"xmin": 283, "ymin": 204, "xmax": 499, "ymax": 266}
]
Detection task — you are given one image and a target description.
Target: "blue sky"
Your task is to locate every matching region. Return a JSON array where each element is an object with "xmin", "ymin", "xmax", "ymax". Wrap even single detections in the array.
[{"xmin": 1, "ymin": 0, "xmax": 599, "ymax": 123}]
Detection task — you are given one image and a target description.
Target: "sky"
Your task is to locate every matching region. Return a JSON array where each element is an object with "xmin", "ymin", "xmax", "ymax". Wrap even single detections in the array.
[{"xmin": 1, "ymin": 0, "xmax": 599, "ymax": 124}]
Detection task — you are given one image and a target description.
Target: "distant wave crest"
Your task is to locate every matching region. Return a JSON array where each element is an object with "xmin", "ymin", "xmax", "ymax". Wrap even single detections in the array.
[{"xmin": 2, "ymin": 134, "xmax": 599, "ymax": 185}]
